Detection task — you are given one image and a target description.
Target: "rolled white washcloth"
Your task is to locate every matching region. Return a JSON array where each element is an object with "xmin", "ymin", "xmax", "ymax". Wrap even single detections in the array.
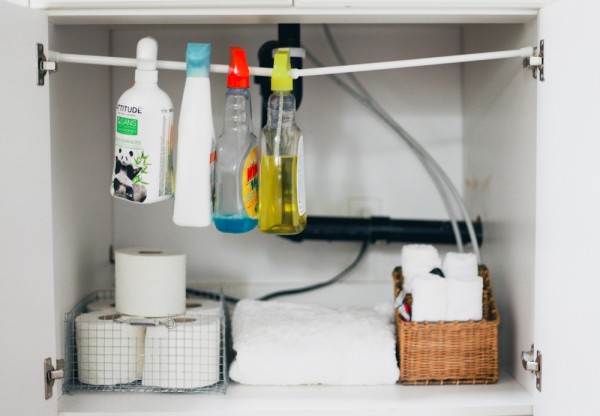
[
  {"xmin": 411, "ymin": 273, "xmax": 448, "ymax": 322},
  {"xmin": 401, "ymin": 244, "xmax": 441, "ymax": 293},
  {"xmin": 442, "ymin": 252, "xmax": 478, "ymax": 281},
  {"xmin": 446, "ymin": 278, "xmax": 483, "ymax": 321}
]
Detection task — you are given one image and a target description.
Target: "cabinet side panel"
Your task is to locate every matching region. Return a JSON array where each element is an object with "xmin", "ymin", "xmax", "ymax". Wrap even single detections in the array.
[
  {"xmin": 535, "ymin": 0, "xmax": 600, "ymax": 414},
  {"xmin": 49, "ymin": 26, "xmax": 113, "ymax": 364},
  {"xmin": 462, "ymin": 22, "xmax": 537, "ymax": 391},
  {"xmin": 0, "ymin": 3, "xmax": 57, "ymax": 415}
]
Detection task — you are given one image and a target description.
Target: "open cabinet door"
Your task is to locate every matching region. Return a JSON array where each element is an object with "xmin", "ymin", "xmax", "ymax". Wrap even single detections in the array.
[
  {"xmin": 535, "ymin": 0, "xmax": 600, "ymax": 414},
  {"xmin": 0, "ymin": 2, "xmax": 57, "ymax": 415}
]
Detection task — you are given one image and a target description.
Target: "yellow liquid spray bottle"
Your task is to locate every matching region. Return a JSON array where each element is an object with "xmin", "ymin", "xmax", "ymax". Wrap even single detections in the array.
[{"xmin": 258, "ymin": 49, "xmax": 307, "ymax": 234}]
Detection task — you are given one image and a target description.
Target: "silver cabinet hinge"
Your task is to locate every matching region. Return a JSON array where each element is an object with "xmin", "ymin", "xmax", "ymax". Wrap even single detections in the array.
[
  {"xmin": 521, "ymin": 344, "xmax": 542, "ymax": 392},
  {"xmin": 523, "ymin": 40, "xmax": 544, "ymax": 81},
  {"xmin": 37, "ymin": 43, "xmax": 57, "ymax": 86},
  {"xmin": 44, "ymin": 357, "xmax": 64, "ymax": 400}
]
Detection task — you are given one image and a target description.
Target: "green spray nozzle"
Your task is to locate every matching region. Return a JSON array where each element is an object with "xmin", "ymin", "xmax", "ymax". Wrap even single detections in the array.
[
  {"xmin": 186, "ymin": 43, "xmax": 211, "ymax": 78},
  {"xmin": 271, "ymin": 49, "xmax": 293, "ymax": 91}
]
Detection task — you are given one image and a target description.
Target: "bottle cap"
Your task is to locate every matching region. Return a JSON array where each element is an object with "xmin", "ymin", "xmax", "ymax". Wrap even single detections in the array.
[
  {"xmin": 186, "ymin": 43, "xmax": 211, "ymax": 78},
  {"xmin": 136, "ymin": 37, "xmax": 158, "ymax": 71},
  {"xmin": 227, "ymin": 47, "xmax": 250, "ymax": 88},
  {"xmin": 271, "ymin": 49, "xmax": 293, "ymax": 91}
]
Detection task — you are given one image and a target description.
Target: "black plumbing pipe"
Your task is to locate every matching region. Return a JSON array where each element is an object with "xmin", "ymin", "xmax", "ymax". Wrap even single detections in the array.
[{"xmin": 279, "ymin": 216, "xmax": 483, "ymax": 245}]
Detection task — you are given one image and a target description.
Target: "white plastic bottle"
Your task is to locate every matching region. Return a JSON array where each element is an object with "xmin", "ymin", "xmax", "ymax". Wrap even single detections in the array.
[
  {"xmin": 112, "ymin": 37, "xmax": 174, "ymax": 204},
  {"xmin": 173, "ymin": 43, "xmax": 215, "ymax": 227}
]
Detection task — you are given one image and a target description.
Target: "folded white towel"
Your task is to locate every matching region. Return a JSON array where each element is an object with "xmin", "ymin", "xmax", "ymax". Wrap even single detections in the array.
[
  {"xmin": 411, "ymin": 273, "xmax": 448, "ymax": 322},
  {"xmin": 401, "ymin": 244, "xmax": 441, "ymax": 293},
  {"xmin": 446, "ymin": 277, "xmax": 483, "ymax": 321},
  {"xmin": 442, "ymin": 252, "xmax": 478, "ymax": 281},
  {"xmin": 229, "ymin": 299, "xmax": 399, "ymax": 386}
]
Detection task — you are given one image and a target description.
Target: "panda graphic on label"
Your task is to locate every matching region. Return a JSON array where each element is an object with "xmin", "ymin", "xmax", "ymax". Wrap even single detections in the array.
[{"xmin": 112, "ymin": 148, "xmax": 147, "ymax": 203}]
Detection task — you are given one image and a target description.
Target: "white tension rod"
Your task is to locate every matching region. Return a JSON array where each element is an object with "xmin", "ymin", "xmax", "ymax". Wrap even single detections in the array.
[{"xmin": 47, "ymin": 46, "xmax": 534, "ymax": 78}]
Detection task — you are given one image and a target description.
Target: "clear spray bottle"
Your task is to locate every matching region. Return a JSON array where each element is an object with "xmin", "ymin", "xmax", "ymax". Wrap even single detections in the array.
[
  {"xmin": 258, "ymin": 49, "xmax": 307, "ymax": 234},
  {"xmin": 213, "ymin": 47, "xmax": 258, "ymax": 233}
]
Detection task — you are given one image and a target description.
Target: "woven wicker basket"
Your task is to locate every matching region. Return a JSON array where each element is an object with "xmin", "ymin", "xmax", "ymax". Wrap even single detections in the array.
[{"xmin": 393, "ymin": 265, "xmax": 499, "ymax": 385}]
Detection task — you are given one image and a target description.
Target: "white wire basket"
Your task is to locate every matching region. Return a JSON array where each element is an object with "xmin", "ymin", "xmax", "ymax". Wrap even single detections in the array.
[{"xmin": 63, "ymin": 290, "xmax": 228, "ymax": 394}]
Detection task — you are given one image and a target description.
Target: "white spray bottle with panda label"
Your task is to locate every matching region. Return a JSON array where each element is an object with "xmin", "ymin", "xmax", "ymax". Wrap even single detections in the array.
[{"xmin": 112, "ymin": 37, "xmax": 174, "ymax": 204}]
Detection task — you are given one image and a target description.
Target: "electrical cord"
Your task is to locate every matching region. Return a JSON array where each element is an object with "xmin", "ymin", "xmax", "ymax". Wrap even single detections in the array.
[
  {"xmin": 186, "ymin": 288, "xmax": 241, "ymax": 304},
  {"xmin": 186, "ymin": 240, "xmax": 369, "ymax": 303},
  {"xmin": 311, "ymin": 25, "xmax": 481, "ymax": 262},
  {"xmin": 258, "ymin": 240, "xmax": 369, "ymax": 301}
]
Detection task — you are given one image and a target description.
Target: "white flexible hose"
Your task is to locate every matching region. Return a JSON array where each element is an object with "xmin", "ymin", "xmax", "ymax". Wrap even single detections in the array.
[
  {"xmin": 316, "ymin": 25, "xmax": 481, "ymax": 261},
  {"xmin": 320, "ymin": 25, "xmax": 464, "ymax": 253}
]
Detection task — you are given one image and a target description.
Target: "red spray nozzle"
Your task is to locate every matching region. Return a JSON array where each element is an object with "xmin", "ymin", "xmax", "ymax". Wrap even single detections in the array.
[{"xmin": 227, "ymin": 46, "xmax": 250, "ymax": 88}]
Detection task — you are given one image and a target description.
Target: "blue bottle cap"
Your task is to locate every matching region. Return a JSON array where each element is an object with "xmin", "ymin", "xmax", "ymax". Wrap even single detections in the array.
[{"xmin": 186, "ymin": 43, "xmax": 211, "ymax": 78}]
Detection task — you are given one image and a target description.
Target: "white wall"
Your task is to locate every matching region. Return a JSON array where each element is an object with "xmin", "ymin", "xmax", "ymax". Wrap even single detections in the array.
[
  {"xmin": 110, "ymin": 24, "xmax": 464, "ymax": 286},
  {"xmin": 49, "ymin": 26, "xmax": 113, "ymax": 360},
  {"xmin": 4, "ymin": 0, "xmax": 29, "ymax": 6},
  {"xmin": 463, "ymin": 22, "xmax": 537, "ymax": 389}
]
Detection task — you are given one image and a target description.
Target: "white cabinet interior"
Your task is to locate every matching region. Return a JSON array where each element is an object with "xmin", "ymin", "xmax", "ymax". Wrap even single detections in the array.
[{"xmin": 43, "ymin": 19, "xmax": 539, "ymax": 415}]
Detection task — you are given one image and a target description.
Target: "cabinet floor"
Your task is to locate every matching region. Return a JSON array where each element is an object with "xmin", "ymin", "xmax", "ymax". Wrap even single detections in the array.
[{"xmin": 59, "ymin": 369, "xmax": 532, "ymax": 416}]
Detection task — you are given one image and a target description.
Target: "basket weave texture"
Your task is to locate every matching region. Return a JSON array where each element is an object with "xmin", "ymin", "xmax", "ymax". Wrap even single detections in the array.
[{"xmin": 393, "ymin": 265, "xmax": 499, "ymax": 385}]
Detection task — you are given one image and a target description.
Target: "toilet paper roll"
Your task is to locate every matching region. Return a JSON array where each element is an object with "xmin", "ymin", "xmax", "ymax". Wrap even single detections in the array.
[
  {"xmin": 115, "ymin": 248, "xmax": 186, "ymax": 317},
  {"xmin": 142, "ymin": 315, "xmax": 221, "ymax": 389},
  {"xmin": 75, "ymin": 311, "xmax": 145, "ymax": 385},
  {"xmin": 86, "ymin": 298, "xmax": 116, "ymax": 312},
  {"xmin": 185, "ymin": 299, "xmax": 222, "ymax": 316}
]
